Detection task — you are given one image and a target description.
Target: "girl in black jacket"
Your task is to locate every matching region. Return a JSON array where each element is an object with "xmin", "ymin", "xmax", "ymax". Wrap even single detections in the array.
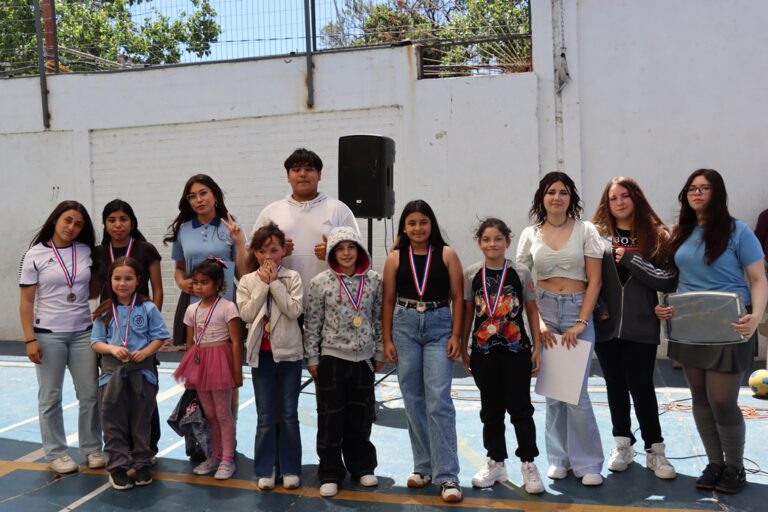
[{"xmin": 591, "ymin": 177, "xmax": 677, "ymax": 479}]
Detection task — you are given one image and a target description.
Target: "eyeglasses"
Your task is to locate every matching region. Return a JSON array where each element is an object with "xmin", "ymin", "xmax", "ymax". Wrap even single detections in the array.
[
  {"xmin": 686, "ymin": 184, "xmax": 712, "ymax": 195},
  {"xmin": 186, "ymin": 189, "xmax": 211, "ymax": 202}
]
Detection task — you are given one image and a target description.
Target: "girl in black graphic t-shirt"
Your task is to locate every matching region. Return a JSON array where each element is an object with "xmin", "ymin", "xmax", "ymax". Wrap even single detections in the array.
[{"xmin": 461, "ymin": 218, "xmax": 544, "ymax": 494}]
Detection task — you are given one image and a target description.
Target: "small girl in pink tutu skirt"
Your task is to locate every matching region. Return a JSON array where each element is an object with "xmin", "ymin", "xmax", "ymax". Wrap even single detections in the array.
[{"xmin": 173, "ymin": 257, "xmax": 242, "ymax": 480}]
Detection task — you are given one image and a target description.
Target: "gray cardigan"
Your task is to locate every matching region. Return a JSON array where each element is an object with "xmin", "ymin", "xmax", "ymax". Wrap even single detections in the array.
[{"xmin": 594, "ymin": 238, "xmax": 678, "ymax": 344}]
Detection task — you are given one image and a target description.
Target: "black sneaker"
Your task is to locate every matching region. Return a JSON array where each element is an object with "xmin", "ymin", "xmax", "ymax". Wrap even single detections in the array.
[
  {"xmin": 133, "ymin": 466, "xmax": 153, "ymax": 486},
  {"xmin": 109, "ymin": 469, "xmax": 134, "ymax": 490},
  {"xmin": 715, "ymin": 465, "xmax": 746, "ymax": 494},
  {"xmin": 695, "ymin": 463, "xmax": 724, "ymax": 490}
]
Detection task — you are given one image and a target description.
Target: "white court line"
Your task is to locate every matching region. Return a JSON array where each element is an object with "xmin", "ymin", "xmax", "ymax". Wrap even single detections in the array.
[
  {"xmin": 0, "ymin": 402, "xmax": 78, "ymax": 435},
  {"xmin": 57, "ymin": 483, "xmax": 111, "ymax": 512},
  {"xmin": 58, "ymin": 395, "xmax": 257, "ymax": 511}
]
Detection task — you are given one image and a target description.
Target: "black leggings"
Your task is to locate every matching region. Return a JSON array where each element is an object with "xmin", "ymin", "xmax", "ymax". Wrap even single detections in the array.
[{"xmin": 595, "ymin": 339, "xmax": 662, "ymax": 449}]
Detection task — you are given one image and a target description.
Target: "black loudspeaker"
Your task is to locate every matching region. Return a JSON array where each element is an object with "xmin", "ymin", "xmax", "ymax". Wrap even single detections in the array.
[{"xmin": 338, "ymin": 135, "xmax": 395, "ymax": 219}]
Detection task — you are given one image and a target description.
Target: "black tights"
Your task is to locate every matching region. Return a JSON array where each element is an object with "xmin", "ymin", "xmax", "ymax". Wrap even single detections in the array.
[{"xmin": 684, "ymin": 367, "xmax": 743, "ymax": 426}]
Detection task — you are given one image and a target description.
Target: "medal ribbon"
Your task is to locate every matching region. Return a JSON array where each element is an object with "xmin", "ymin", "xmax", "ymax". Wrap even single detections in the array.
[
  {"xmin": 109, "ymin": 238, "xmax": 134, "ymax": 262},
  {"xmin": 112, "ymin": 293, "xmax": 138, "ymax": 348},
  {"xmin": 482, "ymin": 260, "xmax": 509, "ymax": 318},
  {"xmin": 337, "ymin": 274, "xmax": 365, "ymax": 312},
  {"xmin": 408, "ymin": 245, "xmax": 432, "ymax": 300},
  {"xmin": 193, "ymin": 296, "xmax": 222, "ymax": 347},
  {"xmin": 50, "ymin": 242, "xmax": 77, "ymax": 290}
]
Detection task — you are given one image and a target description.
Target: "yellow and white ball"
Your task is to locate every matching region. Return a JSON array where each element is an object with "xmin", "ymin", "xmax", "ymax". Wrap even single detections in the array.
[{"xmin": 749, "ymin": 369, "xmax": 768, "ymax": 398}]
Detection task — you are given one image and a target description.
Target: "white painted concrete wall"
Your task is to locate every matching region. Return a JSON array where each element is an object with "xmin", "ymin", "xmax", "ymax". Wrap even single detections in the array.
[
  {"xmin": 0, "ymin": 46, "xmax": 539, "ymax": 338},
  {"xmin": 2, "ymin": 0, "xmax": 766, "ymax": 359}
]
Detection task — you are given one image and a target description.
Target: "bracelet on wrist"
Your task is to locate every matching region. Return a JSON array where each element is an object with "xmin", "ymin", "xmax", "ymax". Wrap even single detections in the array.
[
  {"xmin": 575, "ymin": 319, "xmax": 589, "ymax": 328},
  {"xmin": 25, "ymin": 338, "xmax": 37, "ymax": 344}
]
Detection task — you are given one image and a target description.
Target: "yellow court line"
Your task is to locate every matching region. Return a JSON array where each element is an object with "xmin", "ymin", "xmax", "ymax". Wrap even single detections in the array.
[{"xmin": 0, "ymin": 459, "xmax": 709, "ymax": 512}]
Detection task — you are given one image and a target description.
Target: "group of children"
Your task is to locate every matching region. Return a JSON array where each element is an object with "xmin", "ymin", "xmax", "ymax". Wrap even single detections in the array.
[{"xmin": 90, "ymin": 202, "xmax": 540, "ymax": 502}]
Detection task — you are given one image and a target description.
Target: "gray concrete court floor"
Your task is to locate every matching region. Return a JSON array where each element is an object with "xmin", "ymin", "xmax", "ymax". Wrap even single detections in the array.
[{"xmin": 0, "ymin": 341, "xmax": 765, "ymax": 511}]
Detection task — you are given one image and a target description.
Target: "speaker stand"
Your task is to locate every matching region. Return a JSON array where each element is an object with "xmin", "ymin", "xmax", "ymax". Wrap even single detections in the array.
[{"xmin": 367, "ymin": 218, "xmax": 373, "ymax": 259}]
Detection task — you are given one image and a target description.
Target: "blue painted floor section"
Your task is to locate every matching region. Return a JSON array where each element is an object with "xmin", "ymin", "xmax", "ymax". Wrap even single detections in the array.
[{"xmin": 0, "ymin": 343, "xmax": 766, "ymax": 511}]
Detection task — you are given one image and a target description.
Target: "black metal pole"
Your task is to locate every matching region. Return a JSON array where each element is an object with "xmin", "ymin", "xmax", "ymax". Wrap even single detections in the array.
[
  {"xmin": 368, "ymin": 218, "xmax": 373, "ymax": 259},
  {"xmin": 33, "ymin": 0, "xmax": 51, "ymax": 128},
  {"xmin": 303, "ymin": 0, "xmax": 315, "ymax": 107},
  {"xmin": 310, "ymin": 0, "xmax": 318, "ymax": 52}
]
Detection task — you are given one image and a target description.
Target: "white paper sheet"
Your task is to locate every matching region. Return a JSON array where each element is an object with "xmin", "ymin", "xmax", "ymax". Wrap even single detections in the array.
[{"xmin": 534, "ymin": 334, "xmax": 592, "ymax": 405}]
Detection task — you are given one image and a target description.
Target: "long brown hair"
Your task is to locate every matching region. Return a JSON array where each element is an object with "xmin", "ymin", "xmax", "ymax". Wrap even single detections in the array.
[
  {"xmin": 92, "ymin": 257, "xmax": 145, "ymax": 325},
  {"xmin": 592, "ymin": 177, "xmax": 668, "ymax": 265}
]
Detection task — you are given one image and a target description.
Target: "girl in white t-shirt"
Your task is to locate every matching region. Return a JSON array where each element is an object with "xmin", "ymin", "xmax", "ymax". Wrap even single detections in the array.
[
  {"xmin": 173, "ymin": 258, "xmax": 242, "ymax": 480},
  {"xmin": 18, "ymin": 200, "xmax": 105, "ymax": 474}
]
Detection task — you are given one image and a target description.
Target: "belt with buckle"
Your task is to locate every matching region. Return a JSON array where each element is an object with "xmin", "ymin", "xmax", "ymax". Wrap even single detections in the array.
[{"xmin": 396, "ymin": 298, "xmax": 450, "ymax": 312}]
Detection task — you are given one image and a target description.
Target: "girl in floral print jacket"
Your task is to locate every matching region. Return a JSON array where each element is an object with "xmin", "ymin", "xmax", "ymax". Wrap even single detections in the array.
[{"xmin": 304, "ymin": 226, "xmax": 384, "ymax": 497}]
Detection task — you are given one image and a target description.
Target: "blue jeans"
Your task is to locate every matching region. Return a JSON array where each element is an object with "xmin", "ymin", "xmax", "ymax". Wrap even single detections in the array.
[
  {"xmin": 392, "ymin": 305, "xmax": 460, "ymax": 484},
  {"xmin": 251, "ymin": 351, "xmax": 302, "ymax": 477},
  {"xmin": 35, "ymin": 330, "xmax": 102, "ymax": 460},
  {"xmin": 536, "ymin": 288, "xmax": 604, "ymax": 476}
]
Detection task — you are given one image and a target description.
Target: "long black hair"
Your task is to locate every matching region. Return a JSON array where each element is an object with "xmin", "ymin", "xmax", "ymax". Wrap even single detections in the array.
[
  {"xmin": 394, "ymin": 199, "xmax": 448, "ymax": 251},
  {"xmin": 31, "ymin": 200, "xmax": 96, "ymax": 250},
  {"xmin": 669, "ymin": 169, "xmax": 733, "ymax": 265},
  {"xmin": 528, "ymin": 171, "xmax": 583, "ymax": 224},
  {"xmin": 163, "ymin": 174, "xmax": 230, "ymax": 244},
  {"xmin": 101, "ymin": 199, "xmax": 147, "ymax": 245}
]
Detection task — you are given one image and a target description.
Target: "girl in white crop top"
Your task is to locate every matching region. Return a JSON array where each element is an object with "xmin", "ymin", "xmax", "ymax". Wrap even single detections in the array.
[{"xmin": 516, "ymin": 172, "xmax": 605, "ymax": 486}]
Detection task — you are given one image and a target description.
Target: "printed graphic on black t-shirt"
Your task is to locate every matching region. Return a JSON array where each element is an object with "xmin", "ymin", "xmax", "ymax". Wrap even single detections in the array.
[
  {"xmin": 470, "ymin": 266, "xmax": 530, "ymax": 353},
  {"xmin": 612, "ymin": 228, "xmax": 638, "ymax": 285}
]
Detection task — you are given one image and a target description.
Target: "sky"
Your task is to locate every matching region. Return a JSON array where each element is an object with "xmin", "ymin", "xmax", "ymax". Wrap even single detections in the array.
[{"xmin": 130, "ymin": 0, "xmax": 386, "ymax": 62}]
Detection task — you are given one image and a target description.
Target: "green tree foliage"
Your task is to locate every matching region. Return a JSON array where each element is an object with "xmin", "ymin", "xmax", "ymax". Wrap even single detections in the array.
[
  {"xmin": 321, "ymin": 0, "xmax": 530, "ymax": 76},
  {"xmin": 1, "ymin": 0, "xmax": 220, "ymax": 75}
]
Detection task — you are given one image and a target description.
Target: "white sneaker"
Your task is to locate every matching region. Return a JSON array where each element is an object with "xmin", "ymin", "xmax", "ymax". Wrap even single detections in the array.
[
  {"xmin": 192, "ymin": 457, "xmax": 220, "ymax": 475},
  {"xmin": 358, "ymin": 474, "xmax": 378, "ymax": 487},
  {"xmin": 521, "ymin": 462, "xmax": 545, "ymax": 494},
  {"xmin": 471, "ymin": 459, "xmax": 508, "ymax": 488},
  {"xmin": 214, "ymin": 460, "xmax": 236, "ymax": 480},
  {"xmin": 581, "ymin": 473, "xmax": 603, "ymax": 486},
  {"xmin": 608, "ymin": 436, "xmax": 635, "ymax": 472},
  {"xmin": 257, "ymin": 467, "xmax": 276, "ymax": 490},
  {"xmin": 282, "ymin": 474, "xmax": 301, "ymax": 489},
  {"xmin": 50, "ymin": 454, "xmax": 79, "ymax": 474},
  {"xmin": 406, "ymin": 472, "xmax": 431, "ymax": 488},
  {"xmin": 646, "ymin": 442, "xmax": 676, "ymax": 479},
  {"xmin": 440, "ymin": 481, "xmax": 463, "ymax": 503},
  {"xmin": 546, "ymin": 464, "xmax": 568, "ymax": 479},
  {"xmin": 319, "ymin": 482, "xmax": 338, "ymax": 497},
  {"xmin": 87, "ymin": 451, "xmax": 107, "ymax": 469}
]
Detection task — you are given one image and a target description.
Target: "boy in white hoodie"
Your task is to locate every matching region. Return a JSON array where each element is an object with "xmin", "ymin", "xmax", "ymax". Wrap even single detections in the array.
[
  {"xmin": 304, "ymin": 226, "xmax": 384, "ymax": 497},
  {"xmin": 251, "ymin": 148, "xmax": 359, "ymax": 307}
]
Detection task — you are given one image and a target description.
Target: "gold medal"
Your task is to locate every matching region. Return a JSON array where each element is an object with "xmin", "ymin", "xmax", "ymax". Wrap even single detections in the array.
[
  {"xmin": 352, "ymin": 316, "xmax": 362, "ymax": 328},
  {"xmin": 264, "ymin": 321, "xmax": 271, "ymax": 334},
  {"xmin": 416, "ymin": 301, "xmax": 426, "ymax": 313}
]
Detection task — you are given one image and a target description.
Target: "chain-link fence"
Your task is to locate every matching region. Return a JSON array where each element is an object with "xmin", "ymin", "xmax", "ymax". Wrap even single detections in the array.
[{"xmin": 1, "ymin": 1, "xmax": 530, "ymax": 79}]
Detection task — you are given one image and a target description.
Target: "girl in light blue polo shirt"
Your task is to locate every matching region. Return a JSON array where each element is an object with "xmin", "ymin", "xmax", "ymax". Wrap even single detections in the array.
[
  {"xmin": 91, "ymin": 256, "xmax": 170, "ymax": 490},
  {"xmin": 164, "ymin": 174, "xmax": 248, "ymax": 345}
]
